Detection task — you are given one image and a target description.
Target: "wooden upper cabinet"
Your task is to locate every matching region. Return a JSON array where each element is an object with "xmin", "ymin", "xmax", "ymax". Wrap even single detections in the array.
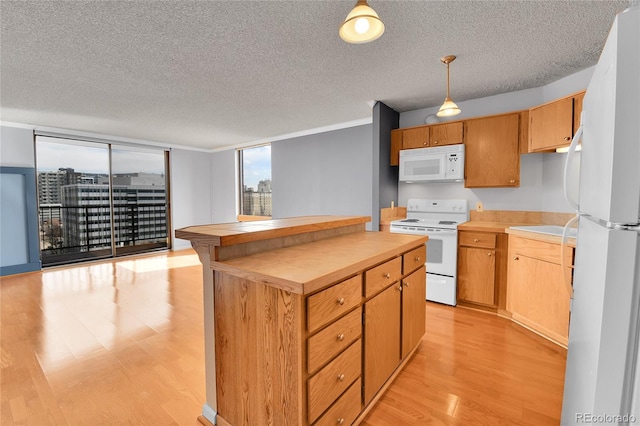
[
  {"xmin": 529, "ymin": 91, "xmax": 585, "ymax": 152},
  {"xmin": 390, "ymin": 129, "xmax": 403, "ymax": 166},
  {"xmin": 402, "ymin": 126, "xmax": 430, "ymax": 150},
  {"xmin": 429, "ymin": 122, "xmax": 463, "ymax": 147},
  {"xmin": 464, "ymin": 113, "xmax": 520, "ymax": 188},
  {"xmin": 390, "ymin": 122, "xmax": 464, "ymax": 165},
  {"xmin": 573, "ymin": 91, "xmax": 585, "ymax": 132}
]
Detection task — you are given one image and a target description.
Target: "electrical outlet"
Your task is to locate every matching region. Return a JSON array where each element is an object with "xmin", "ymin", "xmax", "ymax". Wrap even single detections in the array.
[{"xmin": 476, "ymin": 202, "xmax": 483, "ymax": 212}]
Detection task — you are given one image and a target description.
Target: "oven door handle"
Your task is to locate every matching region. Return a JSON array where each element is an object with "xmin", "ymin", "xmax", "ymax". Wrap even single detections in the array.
[{"xmin": 428, "ymin": 278, "xmax": 449, "ymax": 285}]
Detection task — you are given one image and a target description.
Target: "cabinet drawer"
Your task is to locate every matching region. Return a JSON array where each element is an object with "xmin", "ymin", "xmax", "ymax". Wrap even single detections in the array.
[
  {"xmin": 403, "ymin": 245, "xmax": 426, "ymax": 274},
  {"xmin": 312, "ymin": 378, "xmax": 362, "ymax": 426},
  {"xmin": 459, "ymin": 231, "xmax": 496, "ymax": 249},
  {"xmin": 510, "ymin": 235, "xmax": 573, "ymax": 266},
  {"xmin": 308, "ymin": 340, "xmax": 362, "ymax": 423},
  {"xmin": 365, "ymin": 257, "xmax": 402, "ymax": 298},
  {"xmin": 308, "ymin": 307, "xmax": 362, "ymax": 375},
  {"xmin": 308, "ymin": 275, "xmax": 362, "ymax": 333}
]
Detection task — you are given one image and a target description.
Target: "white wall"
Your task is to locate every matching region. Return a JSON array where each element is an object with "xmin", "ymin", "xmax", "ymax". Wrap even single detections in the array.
[
  {"xmin": 170, "ymin": 148, "xmax": 214, "ymax": 250},
  {"xmin": 1, "ymin": 126, "xmax": 34, "ymax": 166},
  {"xmin": 398, "ymin": 67, "xmax": 594, "ymax": 213},
  {"xmin": 211, "ymin": 149, "xmax": 237, "ymax": 224}
]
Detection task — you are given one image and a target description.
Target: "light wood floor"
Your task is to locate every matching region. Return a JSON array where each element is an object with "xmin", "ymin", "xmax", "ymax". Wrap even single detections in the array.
[{"xmin": 1, "ymin": 249, "xmax": 566, "ymax": 425}]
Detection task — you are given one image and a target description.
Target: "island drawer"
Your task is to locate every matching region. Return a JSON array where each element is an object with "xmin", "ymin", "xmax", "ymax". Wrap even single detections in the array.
[
  {"xmin": 365, "ymin": 257, "xmax": 402, "ymax": 298},
  {"xmin": 312, "ymin": 378, "xmax": 362, "ymax": 426},
  {"xmin": 403, "ymin": 245, "xmax": 426, "ymax": 274},
  {"xmin": 308, "ymin": 275, "xmax": 362, "ymax": 333},
  {"xmin": 308, "ymin": 307, "xmax": 362, "ymax": 375},
  {"xmin": 459, "ymin": 231, "xmax": 496, "ymax": 249},
  {"xmin": 307, "ymin": 340, "xmax": 362, "ymax": 424}
]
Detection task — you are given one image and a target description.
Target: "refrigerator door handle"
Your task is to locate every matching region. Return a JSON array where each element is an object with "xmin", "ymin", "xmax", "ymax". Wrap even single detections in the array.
[
  {"xmin": 562, "ymin": 214, "xmax": 580, "ymax": 299},
  {"xmin": 563, "ymin": 120, "xmax": 583, "ymax": 212}
]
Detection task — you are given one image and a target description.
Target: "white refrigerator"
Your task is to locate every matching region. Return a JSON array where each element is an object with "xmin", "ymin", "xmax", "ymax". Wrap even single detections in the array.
[{"xmin": 562, "ymin": 5, "xmax": 640, "ymax": 425}]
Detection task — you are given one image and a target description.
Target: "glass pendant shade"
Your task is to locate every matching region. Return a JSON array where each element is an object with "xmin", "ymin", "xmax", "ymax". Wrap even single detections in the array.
[
  {"xmin": 339, "ymin": 0, "xmax": 385, "ymax": 44},
  {"xmin": 437, "ymin": 97, "xmax": 461, "ymax": 117},
  {"xmin": 436, "ymin": 55, "xmax": 461, "ymax": 117}
]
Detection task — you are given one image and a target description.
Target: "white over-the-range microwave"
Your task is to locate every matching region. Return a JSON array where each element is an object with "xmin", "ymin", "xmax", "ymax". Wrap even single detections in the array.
[{"xmin": 399, "ymin": 144, "xmax": 465, "ymax": 183}]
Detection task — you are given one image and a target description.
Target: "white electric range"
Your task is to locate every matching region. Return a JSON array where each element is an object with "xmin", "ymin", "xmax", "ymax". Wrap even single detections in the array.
[{"xmin": 389, "ymin": 199, "xmax": 469, "ymax": 306}]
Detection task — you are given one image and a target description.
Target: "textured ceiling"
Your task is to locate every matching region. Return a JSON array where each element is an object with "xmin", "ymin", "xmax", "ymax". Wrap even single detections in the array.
[{"xmin": 0, "ymin": 0, "xmax": 630, "ymax": 150}]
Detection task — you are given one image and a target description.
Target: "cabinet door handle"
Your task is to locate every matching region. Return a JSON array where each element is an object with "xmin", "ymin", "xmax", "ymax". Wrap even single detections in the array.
[
  {"xmin": 414, "ymin": 256, "xmax": 421, "ymax": 262},
  {"xmin": 474, "ymin": 238, "xmax": 479, "ymax": 243},
  {"xmin": 337, "ymin": 333, "xmax": 345, "ymax": 342},
  {"xmin": 337, "ymin": 373, "xmax": 345, "ymax": 382},
  {"xmin": 337, "ymin": 297, "xmax": 345, "ymax": 305},
  {"xmin": 488, "ymin": 252, "xmax": 493, "ymax": 256},
  {"xmin": 510, "ymin": 179, "xmax": 516, "ymax": 184},
  {"xmin": 513, "ymin": 256, "xmax": 519, "ymax": 261},
  {"xmin": 384, "ymin": 272, "xmax": 391, "ymax": 279},
  {"xmin": 337, "ymin": 418, "xmax": 345, "ymax": 425},
  {"xmin": 564, "ymin": 136, "xmax": 571, "ymax": 141},
  {"xmin": 404, "ymin": 282, "xmax": 410, "ymax": 288},
  {"xmin": 433, "ymin": 141, "xmax": 439, "ymax": 145},
  {"xmin": 397, "ymin": 285, "xmax": 403, "ymax": 292}
]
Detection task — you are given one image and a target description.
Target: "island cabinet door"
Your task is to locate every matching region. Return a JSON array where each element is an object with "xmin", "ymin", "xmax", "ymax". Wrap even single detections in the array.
[
  {"xmin": 401, "ymin": 266, "xmax": 426, "ymax": 359},
  {"xmin": 363, "ymin": 283, "xmax": 401, "ymax": 404}
]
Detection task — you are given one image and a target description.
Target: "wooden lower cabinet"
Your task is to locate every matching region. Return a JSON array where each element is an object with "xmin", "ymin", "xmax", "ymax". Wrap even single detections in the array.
[
  {"xmin": 212, "ymin": 241, "xmax": 426, "ymax": 425},
  {"xmin": 364, "ymin": 283, "xmax": 401, "ymax": 404},
  {"xmin": 507, "ymin": 235, "xmax": 574, "ymax": 346},
  {"xmin": 457, "ymin": 230, "xmax": 505, "ymax": 310},
  {"xmin": 458, "ymin": 245, "xmax": 496, "ymax": 306},
  {"xmin": 402, "ymin": 266, "xmax": 426, "ymax": 358}
]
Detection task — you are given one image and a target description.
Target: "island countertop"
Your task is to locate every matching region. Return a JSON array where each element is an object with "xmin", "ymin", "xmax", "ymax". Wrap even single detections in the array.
[
  {"xmin": 175, "ymin": 215, "xmax": 370, "ymax": 246},
  {"xmin": 211, "ymin": 230, "xmax": 427, "ymax": 295}
]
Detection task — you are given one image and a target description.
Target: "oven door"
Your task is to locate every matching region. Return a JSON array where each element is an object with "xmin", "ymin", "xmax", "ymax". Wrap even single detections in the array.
[{"xmin": 424, "ymin": 228, "xmax": 458, "ymax": 277}]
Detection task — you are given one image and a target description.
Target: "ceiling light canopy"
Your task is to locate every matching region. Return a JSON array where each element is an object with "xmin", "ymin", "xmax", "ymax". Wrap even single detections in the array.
[
  {"xmin": 437, "ymin": 55, "xmax": 461, "ymax": 118},
  {"xmin": 339, "ymin": 0, "xmax": 385, "ymax": 44}
]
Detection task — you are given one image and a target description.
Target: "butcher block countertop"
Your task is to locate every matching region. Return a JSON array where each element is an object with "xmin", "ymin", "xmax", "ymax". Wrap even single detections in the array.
[
  {"xmin": 212, "ymin": 231, "xmax": 427, "ymax": 295},
  {"xmin": 458, "ymin": 221, "xmax": 531, "ymax": 233},
  {"xmin": 176, "ymin": 215, "xmax": 427, "ymax": 295},
  {"xmin": 175, "ymin": 215, "xmax": 370, "ymax": 246}
]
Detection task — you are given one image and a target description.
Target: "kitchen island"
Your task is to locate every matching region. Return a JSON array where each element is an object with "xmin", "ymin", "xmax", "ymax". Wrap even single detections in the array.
[{"xmin": 176, "ymin": 216, "xmax": 428, "ymax": 426}]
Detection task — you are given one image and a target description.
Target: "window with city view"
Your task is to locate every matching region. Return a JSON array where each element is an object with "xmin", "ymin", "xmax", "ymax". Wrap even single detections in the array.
[
  {"xmin": 239, "ymin": 144, "xmax": 272, "ymax": 218},
  {"xmin": 36, "ymin": 136, "xmax": 169, "ymax": 266}
]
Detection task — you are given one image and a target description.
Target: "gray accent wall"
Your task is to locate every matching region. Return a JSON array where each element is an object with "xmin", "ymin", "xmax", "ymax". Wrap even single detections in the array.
[
  {"xmin": 271, "ymin": 124, "xmax": 374, "ymax": 229},
  {"xmin": 372, "ymin": 102, "xmax": 399, "ymax": 229}
]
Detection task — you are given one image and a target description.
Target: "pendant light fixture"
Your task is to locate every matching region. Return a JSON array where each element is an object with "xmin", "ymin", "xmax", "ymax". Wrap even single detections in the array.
[
  {"xmin": 339, "ymin": 0, "xmax": 385, "ymax": 44},
  {"xmin": 437, "ymin": 55, "xmax": 461, "ymax": 117}
]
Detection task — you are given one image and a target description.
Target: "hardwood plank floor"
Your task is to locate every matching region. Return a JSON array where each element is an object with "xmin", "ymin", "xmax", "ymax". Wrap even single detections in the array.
[
  {"xmin": 1, "ymin": 249, "xmax": 566, "ymax": 425},
  {"xmin": 361, "ymin": 304, "xmax": 567, "ymax": 425}
]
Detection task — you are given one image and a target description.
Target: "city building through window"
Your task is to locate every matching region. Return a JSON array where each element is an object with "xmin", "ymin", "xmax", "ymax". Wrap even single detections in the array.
[
  {"xmin": 35, "ymin": 136, "xmax": 169, "ymax": 266},
  {"xmin": 239, "ymin": 144, "xmax": 272, "ymax": 218}
]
